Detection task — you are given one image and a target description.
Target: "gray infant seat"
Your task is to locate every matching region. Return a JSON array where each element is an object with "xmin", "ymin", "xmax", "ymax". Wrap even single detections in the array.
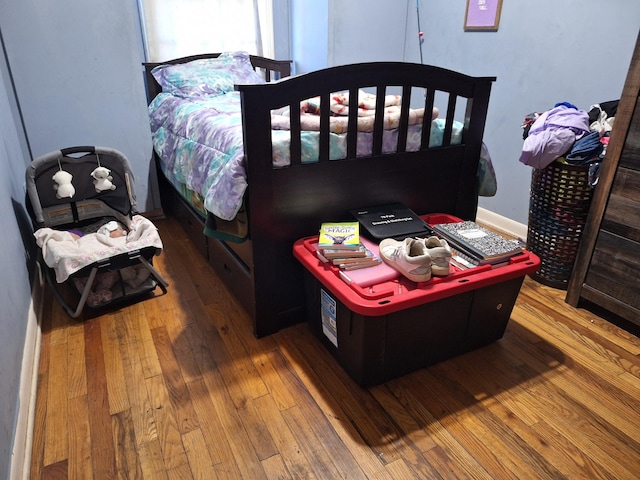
[{"xmin": 26, "ymin": 146, "xmax": 168, "ymax": 317}]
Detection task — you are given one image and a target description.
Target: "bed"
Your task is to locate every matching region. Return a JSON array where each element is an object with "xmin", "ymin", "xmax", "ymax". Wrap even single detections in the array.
[{"xmin": 143, "ymin": 52, "xmax": 496, "ymax": 337}]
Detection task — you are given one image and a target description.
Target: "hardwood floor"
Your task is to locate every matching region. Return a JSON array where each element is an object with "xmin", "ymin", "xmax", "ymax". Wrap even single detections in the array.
[{"xmin": 30, "ymin": 215, "xmax": 640, "ymax": 479}]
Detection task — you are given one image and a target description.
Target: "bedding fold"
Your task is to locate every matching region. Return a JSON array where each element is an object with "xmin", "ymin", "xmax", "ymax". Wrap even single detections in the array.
[
  {"xmin": 270, "ymin": 90, "xmax": 439, "ymax": 134},
  {"xmin": 34, "ymin": 215, "xmax": 163, "ymax": 282}
]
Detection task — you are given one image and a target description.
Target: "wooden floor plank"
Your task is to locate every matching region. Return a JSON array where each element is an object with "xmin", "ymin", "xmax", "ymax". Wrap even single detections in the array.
[
  {"xmin": 151, "ymin": 325, "xmax": 200, "ymax": 435},
  {"xmin": 66, "ymin": 321, "xmax": 87, "ymax": 399},
  {"xmin": 84, "ymin": 319, "xmax": 117, "ymax": 478},
  {"xmin": 198, "ymin": 364, "xmax": 269, "ymax": 480},
  {"xmin": 111, "ymin": 409, "xmax": 144, "ymax": 478},
  {"xmin": 131, "ymin": 302, "xmax": 163, "ymax": 379},
  {"xmin": 497, "ymin": 325, "xmax": 640, "ymax": 479},
  {"xmin": 164, "ymin": 316, "xmax": 204, "ymax": 385},
  {"xmin": 29, "ymin": 370, "xmax": 48, "ymax": 479},
  {"xmin": 236, "ymin": 400, "xmax": 279, "ymax": 462},
  {"xmin": 280, "ymin": 404, "xmax": 353, "ymax": 480},
  {"xmin": 101, "ymin": 313, "xmax": 129, "ymax": 414},
  {"xmin": 137, "ymin": 438, "xmax": 169, "ymax": 480},
  {"xmin": 43, "ymin": 342, "xmax": 68, "ymax": 466},
  {"xmin": 260, "ymin": 453, "xmax": 291, "ymax": 480},
  {"xmin": 392, "ymin": 372, "xmax": 501, "ymax": 479},
  {"xmin": 116, "ymin": 309, "xmax": 158, "ymax": 446},
  {"xmin": 253, "ymin": 393, "xmax": 319, "ymax": 480},
  {"xmin": 185, "ymin": 378, "xmax": 241, "ymax": 477},
  {"xmin": 204, "ymin": 302, "xmax": 270, "ymax": 404},
  {"xmin": 67, "ymin": 394, "xmax": 93, "ymax": 479},
  {"xmin": 275, "ymin": 326, "xmax": 399, "ymax": 479},
  {"xmin": 182, "ymin": 428, "xmax": 218, "ymax": 480},
  {"xmin": 145, "ymin": 373, "xmax": 190, "ymax": 471},
  {"xmin": 29, "ymin": 215, "xmax": 640, "ymax": 479}
]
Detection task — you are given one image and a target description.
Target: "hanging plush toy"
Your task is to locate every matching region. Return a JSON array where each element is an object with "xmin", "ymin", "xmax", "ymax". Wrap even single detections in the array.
[
  {"xmin": 91, "ymin": 166, "xmax": 116, "ymax": 192},
  {"xmin": 52, "ymin": 169, "xmax": 75, "ymax": 199},
  {"xmin": 91, "ymin": 152, "xmax": 117, "ymax": 193}
]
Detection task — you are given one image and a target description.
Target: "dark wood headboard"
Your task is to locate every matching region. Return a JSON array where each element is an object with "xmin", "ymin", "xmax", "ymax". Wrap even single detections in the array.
[{"xmin": 142, "ymin": 53, "xmax": 292, "ymax": 104}]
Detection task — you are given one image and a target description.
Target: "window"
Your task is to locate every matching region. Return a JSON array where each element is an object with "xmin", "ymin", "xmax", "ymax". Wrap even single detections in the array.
[{"xmin": 139, "ymin": 0, "xmax": 274, "ymax": 62}]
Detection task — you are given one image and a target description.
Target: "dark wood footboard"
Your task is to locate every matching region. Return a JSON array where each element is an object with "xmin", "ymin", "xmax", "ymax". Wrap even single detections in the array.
[
  {"xmin": 237, "ymin": 63, "xmax": 495, "ymax": 336},
  {"xmin": 144, "ymin": 54, "xmax": 495, "ymax": 337}
]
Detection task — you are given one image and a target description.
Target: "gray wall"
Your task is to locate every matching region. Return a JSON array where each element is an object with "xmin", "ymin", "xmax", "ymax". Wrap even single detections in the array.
[
  {"xmin": 291, "ymin": 0, "xmax": 410, "ymax": 73},
  {"xmin": 1, "ymin": 0, "xmax": 156, "ymax": 212},
  {"xmin": 292, "ymin": 0, "xmax": 640, "ymax": 224},
  {"xmin": 0, "ymin": 34, "xmax": 36, "ymax": 479},
  {"xmin": 290, "ymin": 0, "xmax": 329, "ymax": 73},
  {"xmin": 416, "ymin": 1, "xmax": 640, "ymax": 224}
]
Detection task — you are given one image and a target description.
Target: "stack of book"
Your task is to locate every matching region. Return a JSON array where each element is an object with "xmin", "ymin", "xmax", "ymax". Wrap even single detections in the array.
[
  {"xmin": 430, "ymin": 221, "xmax": 524, "ymax": 267},
  {"xmin": 316, "ymin": 221, "xmax": 381, "ymax": 271}
]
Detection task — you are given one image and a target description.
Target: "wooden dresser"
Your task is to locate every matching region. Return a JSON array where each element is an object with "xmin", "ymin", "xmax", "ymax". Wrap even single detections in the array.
[{"xmin": 566, "ymin": 33, "xmax": 640, "ymax": 326}]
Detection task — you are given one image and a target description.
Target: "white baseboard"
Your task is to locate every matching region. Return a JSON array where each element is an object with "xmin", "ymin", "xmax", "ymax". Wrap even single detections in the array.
[
  {"xmin": 476, "ymin": 207, "xmax": 528, "ymax": 242},
  {"xmin": 11, "ymin": 265, "xmax": 44, "ymax": 480}
]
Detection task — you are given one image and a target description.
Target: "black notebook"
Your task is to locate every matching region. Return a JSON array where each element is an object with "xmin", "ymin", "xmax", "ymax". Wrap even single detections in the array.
[
  {"xmin": 350, "ymin": 203, "xmax": 432, "ymax": 241},
  {"xmin": 431, "ymin": 221, "xmax": 523, "ymax": 265}
]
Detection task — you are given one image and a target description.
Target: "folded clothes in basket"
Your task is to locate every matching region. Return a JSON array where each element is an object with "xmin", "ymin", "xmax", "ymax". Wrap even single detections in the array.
[
  {"xmin": 34, "ymin": 215, "xmax": 163, "ymax": 282},
  {"xmin": 565, "ymin": 131, "xmax": 604, "ymax": 165}
]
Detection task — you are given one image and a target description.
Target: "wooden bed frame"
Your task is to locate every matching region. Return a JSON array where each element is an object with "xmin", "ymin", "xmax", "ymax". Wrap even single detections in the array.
[{"xmin": 143, "ymin": 54, "xmax": 496, "ymax": 337}]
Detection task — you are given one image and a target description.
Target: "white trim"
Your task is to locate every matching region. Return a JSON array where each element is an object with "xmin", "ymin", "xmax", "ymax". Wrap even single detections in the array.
[
  {"xmin": 11, "ymin": 265, "xmax": 44, "ymax": 480},
  {"xmin": 476, "ymin": 207, "xmax": 528, "ymax": 242}
]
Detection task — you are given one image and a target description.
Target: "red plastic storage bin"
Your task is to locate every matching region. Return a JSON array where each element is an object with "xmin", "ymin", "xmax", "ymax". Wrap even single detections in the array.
[{"xmin": 293, "ymin": 214, "xmax": 541, "ymax": 386}]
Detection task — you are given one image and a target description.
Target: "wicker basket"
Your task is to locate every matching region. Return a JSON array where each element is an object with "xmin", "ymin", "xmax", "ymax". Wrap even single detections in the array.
[{"xmin": 527, "ymin": 160, "xmax": 594, "ymax": 289}]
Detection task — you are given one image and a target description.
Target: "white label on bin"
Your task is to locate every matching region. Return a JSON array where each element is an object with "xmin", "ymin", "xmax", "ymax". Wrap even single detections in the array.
[{"xmin": 320, "ymin": 288, "xmax": 338, "ymax": 347}]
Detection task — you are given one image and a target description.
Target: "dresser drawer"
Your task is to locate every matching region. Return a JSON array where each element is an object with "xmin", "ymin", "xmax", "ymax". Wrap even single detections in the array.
[
  {"xmin": 601, "ymin": 166, "xmax": 640, "ymax": 242},
  {"xmin": 618, "ymin": 97, "xmax": 640, "ymax": 171},
  {"xmin": 584, "ymin": 230, "xmax": 640, "ymax": 311}
]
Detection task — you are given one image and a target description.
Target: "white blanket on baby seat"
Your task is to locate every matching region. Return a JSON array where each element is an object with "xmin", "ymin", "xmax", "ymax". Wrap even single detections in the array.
[{"xmin": 34, "ymin": 215, "xmax": 163, "ymax": 282}]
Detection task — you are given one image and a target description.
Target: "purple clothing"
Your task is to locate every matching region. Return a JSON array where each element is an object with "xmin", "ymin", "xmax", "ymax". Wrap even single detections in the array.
[{"xmin": 519, "ymin": 105, "xmax": 590, "ymax": 169}]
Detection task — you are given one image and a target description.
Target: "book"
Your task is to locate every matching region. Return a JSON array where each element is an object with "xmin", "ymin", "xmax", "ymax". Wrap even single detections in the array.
[
  {"xmin": 314, "ymin": 234, "xmax": 383, "ymax": 272},
  {"xmin": 450, "ymin": 250, "xmax": 480, "ymax": 270},
  {"xmin": 431, "ymin": 221, "xmax": 523, "ymax": 265},
  {"xmin": 337, "ymin": 258, "xmax": 382, "ymax": 270},
  {"xmin": 337, "ymin": 237, "xmax": 400, "ymax": 286},
  {"xmin": 318, "ymin": 221, "xmax": 361, "ymax": 249},
  {"xmin": 349, "ymin": 202, "xmax": 432, "ymax": 241},
  {"xmin": 331, "ymin": 255, "xmax": 374, "ymax": 265},
  {"xmin": 321, "ymin": 246, "xmax": 368, "ymax": 260}
]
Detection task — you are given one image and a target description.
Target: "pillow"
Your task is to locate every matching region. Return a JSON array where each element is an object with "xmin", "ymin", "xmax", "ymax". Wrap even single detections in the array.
[
  {"xmin": 218, "ymin": 51, "xmax": 267, "ymax": 85},
  {"xmin": 152, "ymin": 51, "xmax": 266, "ymax": 98}
]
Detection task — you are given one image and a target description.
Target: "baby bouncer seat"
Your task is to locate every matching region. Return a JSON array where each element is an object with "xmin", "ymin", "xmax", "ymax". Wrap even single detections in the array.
[{"xmin": 26, "ymin": 146, "xmax": 168, "ymax": 317}]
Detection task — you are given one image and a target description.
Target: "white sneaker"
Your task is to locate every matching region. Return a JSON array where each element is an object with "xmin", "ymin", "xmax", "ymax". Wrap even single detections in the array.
[
  {"xmin": 421, "ymin": 236, "xmax": 452, "ymax": 276},
  {"xmin": 379, "ymin": 238, "xmax": 432, "ymax": 282}
]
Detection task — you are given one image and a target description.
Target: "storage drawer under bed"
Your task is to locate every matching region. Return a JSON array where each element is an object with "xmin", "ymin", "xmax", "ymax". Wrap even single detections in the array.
[{"xmin": 207, "ymin": 236, "xmax": 255, "ymax": 317}]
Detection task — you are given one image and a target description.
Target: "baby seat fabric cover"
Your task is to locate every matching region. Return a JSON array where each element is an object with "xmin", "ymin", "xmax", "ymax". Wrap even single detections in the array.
[{"xmin": 26, "ymin": 146, "xmax": 168, "ymax": 317}]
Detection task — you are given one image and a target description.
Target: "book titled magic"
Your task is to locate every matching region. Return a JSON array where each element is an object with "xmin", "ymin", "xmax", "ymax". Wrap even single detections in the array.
[
  {"xmin": 318, "ymin": 221, "xmax": 360, "ymax": 248},
  {"xmin": 316, "ymin": 221, "xmax": 381, "ymax": 270}
]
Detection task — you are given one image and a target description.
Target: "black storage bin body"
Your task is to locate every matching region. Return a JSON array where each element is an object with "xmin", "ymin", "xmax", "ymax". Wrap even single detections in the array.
[{"xmin": 303, "ymin": 269, "xmax": 528, "ymax": 387}]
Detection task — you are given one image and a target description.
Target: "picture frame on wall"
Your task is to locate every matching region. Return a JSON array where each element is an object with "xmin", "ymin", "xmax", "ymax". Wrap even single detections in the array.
[{"xmin": 464, "ymin": 0, "xmax": 503, "ymax": 31}]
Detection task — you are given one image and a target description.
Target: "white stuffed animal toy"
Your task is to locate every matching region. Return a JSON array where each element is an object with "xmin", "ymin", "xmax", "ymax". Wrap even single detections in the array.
[
  {"xmin": 91, "ymin": 166, "xmax": 116, "ymax": 192},
  {"xmin": 52, "ymin": 170, "xmax": 75, "ymax": 199}
]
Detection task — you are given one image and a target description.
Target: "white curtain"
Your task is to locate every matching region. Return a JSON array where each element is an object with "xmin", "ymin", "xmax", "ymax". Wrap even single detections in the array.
[{"xmin": 139, "ymin": 0, "xmax": 274, "ymax": 62}]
